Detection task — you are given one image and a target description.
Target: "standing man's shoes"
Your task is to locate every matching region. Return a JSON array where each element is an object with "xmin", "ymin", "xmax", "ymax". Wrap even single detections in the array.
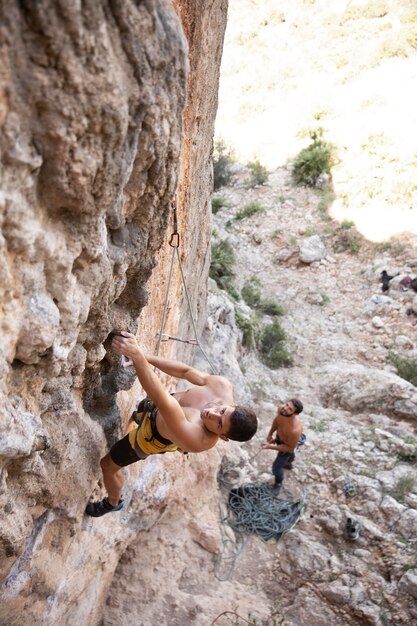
[
  {"xmin": 85, "ymin": 497, "xmax": 124, "ymax": 517},
  {"xmin": 271, "ymin": 483, "xmax": 282, "ymax": 496}
]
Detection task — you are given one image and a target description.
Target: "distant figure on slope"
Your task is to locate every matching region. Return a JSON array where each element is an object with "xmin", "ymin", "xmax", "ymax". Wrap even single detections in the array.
[
  {"xmin": 86, "ymin": 331, "xmax": 258, "ymax": 517},
  {"xmin": 380, "ymin": 270, "xmax": 396, "ymax": 292},
  {"xmin": 261, "ymin": 399, "xmax": 304, "ymax": 495}
]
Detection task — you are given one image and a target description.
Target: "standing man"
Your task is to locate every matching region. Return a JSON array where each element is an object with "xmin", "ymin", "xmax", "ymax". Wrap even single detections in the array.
[
  {"xmin": 86, "ymin": 331, "xmax": 258, "ymax": 517},
  {"xmin": 261, "ymin": 399, "xmax": 304, "ymax": 494}
]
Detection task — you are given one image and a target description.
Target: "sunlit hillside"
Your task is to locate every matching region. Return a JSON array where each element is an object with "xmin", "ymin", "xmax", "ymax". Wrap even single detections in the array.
[{"xmin": 216, "ymin": 0, "xmax": 417, "ymax": 241}]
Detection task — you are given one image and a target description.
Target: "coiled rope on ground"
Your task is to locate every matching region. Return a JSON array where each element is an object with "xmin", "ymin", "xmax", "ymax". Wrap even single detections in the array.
[
  {"xmin": 214, "ymin": 460, "xmax": 306, "ymax": 580},
  {"xmin": 227, "ymin": 482, "xmax": 305, "ymax": 542}
]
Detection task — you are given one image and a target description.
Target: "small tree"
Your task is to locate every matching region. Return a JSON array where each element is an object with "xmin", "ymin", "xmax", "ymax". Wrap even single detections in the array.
[
  {"xmin": 209, "ymin": 239, "xmax": 239, "ymax": 300},
  {"xmin": 257, "ymin": 319, "xmax": 292, "ymax": 368},
  {"xmin": 246, "ymin": 159, "xmax": 269, "ymax": 187},
  {"xmin": 213, "ymin": 139, "xmax": 234, "ymax": 190},
  {"xmin": 292, "ymin": 129, "xmax": 335, "ymax": 187}
]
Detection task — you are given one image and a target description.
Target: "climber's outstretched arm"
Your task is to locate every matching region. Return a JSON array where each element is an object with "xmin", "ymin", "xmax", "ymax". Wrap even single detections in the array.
[
  {"xmin": 144, "ymin": 353, "xmax": 211, "ymax": 385},
  {"xmin": 112, "ymin": 333, "xmax": 181, "ymax": 419}
]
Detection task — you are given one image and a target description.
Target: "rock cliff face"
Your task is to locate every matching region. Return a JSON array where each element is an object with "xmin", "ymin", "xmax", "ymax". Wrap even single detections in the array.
[{"xmin": 0, "ymin": 1, "xmax": 227, "ymax": 624}]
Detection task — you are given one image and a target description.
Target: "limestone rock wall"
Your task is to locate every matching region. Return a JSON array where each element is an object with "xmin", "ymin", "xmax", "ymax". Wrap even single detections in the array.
[{"xmin": 0, "ymin": 1, "xmax": 227, "ymax": 624}]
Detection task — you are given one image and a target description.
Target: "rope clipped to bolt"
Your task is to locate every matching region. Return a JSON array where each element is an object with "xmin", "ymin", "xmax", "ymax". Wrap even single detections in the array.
[{"xmin": 154, "ymin": 198, "xmax": 216, "ymax": 373}]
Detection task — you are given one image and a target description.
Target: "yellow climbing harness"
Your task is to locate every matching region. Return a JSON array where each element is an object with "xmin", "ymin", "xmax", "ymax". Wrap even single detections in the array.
[{"xmin": 128, "ymin": 400, "xmax": 178, "ymax": 455}]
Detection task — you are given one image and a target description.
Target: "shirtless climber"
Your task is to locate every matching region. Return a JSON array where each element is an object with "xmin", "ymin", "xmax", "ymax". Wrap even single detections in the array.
[
  {"xmin": 86, "ymin": 331, "xmax": 258, "ymax": 516},
  {"xmin": 261, "ymin": 399, "xmax": 304, "ymax": 495}
]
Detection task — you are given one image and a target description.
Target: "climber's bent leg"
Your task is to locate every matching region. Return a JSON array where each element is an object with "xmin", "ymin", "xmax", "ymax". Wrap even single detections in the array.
[
  {"xmin": 101, "ymin": 453, "xmax": 125, "ymax": 507},
  {"xmin": 85, "ymin": 436, "xmax": 147, "ymax": 517}
]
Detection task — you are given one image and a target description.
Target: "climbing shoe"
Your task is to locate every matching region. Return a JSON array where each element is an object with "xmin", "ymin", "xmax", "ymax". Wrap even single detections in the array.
[
  {"xmin": 85, "ymin": 497, "xmax": 124, "ymax": 517},
  {"xmin": 345, "ymin": 517, "xmax": 360, "ymax": 541},
  {"xmin": 271, "ymin": 482, "xmax": 282, "ymax": 496}
]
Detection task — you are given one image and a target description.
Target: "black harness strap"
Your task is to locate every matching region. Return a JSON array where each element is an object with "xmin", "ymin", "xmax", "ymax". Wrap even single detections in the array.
[{"xmin": 134, "ymin": 398, "xmax": 173, "ymax": 446}]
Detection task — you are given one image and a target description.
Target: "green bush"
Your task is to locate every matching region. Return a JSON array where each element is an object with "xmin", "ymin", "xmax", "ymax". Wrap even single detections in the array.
[
  {"xmin": 292, "ymin": 129, "xmax": 335, "ymax": 187},
  {"xmin": 241, "ymin": 276, "xmax": 262, "ymax": 307},
  {"xmin": 235, "ymin": 309, "xmax": 259, "ymax": 349},
  {"xmin": 235, "ymin": 201, "xmax": 264, "ymax": 221},
  {"xmin": 317, "ymin": 187, "xmax": 335, "ymax": 219},
  {"xmin": 389, "ymin": 353, "xmax": 417, "ymax": 386},
  {"xmin": 311, "ymin": 419, "xmax": 327, "ymax": 433},
  {"xmin": 213, "ymin": 139, "xmax": 234, "ymax": 190},
  {"xmin": 318, "ymin": 292, "xmax": 330, "ymax": 306},
  {"xmin": 333, "ymin": 223, "xmax": 361, "ymax": 254},
  {"xmin": 209, "ymin": 239, "xmax": 239, "ymax": 299},
  {"xmin": 242, "ymin": 276, "xmax": 284, "ymax": 317},
  {"xmin": 257, "ymin": 318, "xmax": 292, "ymax": 369},
  {"xmin": 258, "ymin": 300, "xmax": 285, "ymax": 316},
  {"xmin": 397, "ymin": 446, "xmax": 417, "ymax": 465},
  {"xmin": 390, "ymin": 474, "xmax": 417, "ymax": 502},
  {"xmin": 246, "ymin": 159, "xmax": 269, "ymax": 187},
  {"xmin": 211, "ymin": 196, "xmax": 229, "ymax": 214}
]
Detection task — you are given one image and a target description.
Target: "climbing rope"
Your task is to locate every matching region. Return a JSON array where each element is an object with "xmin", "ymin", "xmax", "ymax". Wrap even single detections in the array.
[
  {"xmin": 226, "ymin": 482, "xmax": 305, "ymax": 542},
  {"xmin": 214, "ymin": 460, "xmax": 305, "ymax": 579},
  {"xmin": 154, "ymin": 199, "xmax": 217, "ymax": 373}
]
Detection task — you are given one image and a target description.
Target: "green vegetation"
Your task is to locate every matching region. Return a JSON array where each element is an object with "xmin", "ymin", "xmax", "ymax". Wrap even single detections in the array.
[
  {"xmin": 270, "ymin": 229, "xmax": 281, "ymax": 239},
  {"xmin": 397, "ymin": 436, "xmax": 417, "ymax": 465},
  {"xmin": 318, "ymin": 292, "xmax": 330, "ymax": 306},
  {"xmin": 389, "ymin": 353, "xmax": 417, "ymax": 387},
  {"xmin": 402, "ymin": 561, "xmax": 417, "ymax": 572},
  {"xmin": 292, "ymin": 129, "xmax": 335, "ymax": 187},
  {"xmin": 397, "ymin": 447, "xmax": 417, "ymax": 465},
  {"xmin": 317, "ymin": 187, "xmax": 336, "ymax": 217},
  {"xmin": 242, "ymin": 276, "xmax": 285, "ymax": 316},
  {"xmin": 317, "ymin": 183, "xmax": 336, "ymax": 222},
  {"xmin": 333, "ymin": 221, "xmax": 361, "ymax": 254},
  {"xmin": 213, "ymin": 139, "xmax": 235, "ymax": 190},
  {"xmin": 359, "ymin": 468, "xmax": 377, "ymax": 479},
  {"xmin": 246, "ymin": 159, "xmax": 269, "ymax": 187},
  {"xmin": 236, "ymin": 276, "xmax": 289, "ymax": 363},
  {"xmin": 235, "ymin": 309, "xmax": 259, "ymax": 350},
  {"xmin": 402, "ymin": 435, "xmax": 417, "ymax": 445},
  {"xmin": 241, "ymin": 276, "xmax": 262, "ymax": 307},
  {"xmin": 374, "ymin": 240, "xmax": 407, "ymax": 257},
  {"xmin": 311, "ymin": 419, "xmax": 327, "ymax": 433},
  {"xmin": 257, "ymin": 318, "xmax": 292, "ymax": 369},
  {"xmin": 258, "ymin": 299, "xmax": 285, "ymax": 316},
  {"xmin": 209, "ymin": 239, "xmax": 239, "ymax": 300},
  {"xmin": 211, "ymin": 196, "xmax": 229, "ymax": 214},
  {"xmin": 390, "ymin": 474, "xmax": 417, "ymax": 502},
  {"xmin": 234, "ymin": 201, "xmax": 264, "ymax": 221}
]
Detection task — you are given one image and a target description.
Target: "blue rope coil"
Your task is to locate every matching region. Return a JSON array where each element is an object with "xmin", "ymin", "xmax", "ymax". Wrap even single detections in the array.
[{"xmin": 227, "ymin": 482, "xmax": 305, "ymax": 542}]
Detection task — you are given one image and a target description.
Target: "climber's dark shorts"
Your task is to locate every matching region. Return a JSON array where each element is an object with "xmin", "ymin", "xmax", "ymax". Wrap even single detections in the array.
[{"xmin": 109, "ymin": 434, "xmax": 148, "ymax": 467}]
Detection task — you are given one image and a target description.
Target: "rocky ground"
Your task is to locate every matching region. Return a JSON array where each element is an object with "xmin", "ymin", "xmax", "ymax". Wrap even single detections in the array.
[{"xmin": 198, "ymin": 165, "xmax": 417, "ymax": 626}]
